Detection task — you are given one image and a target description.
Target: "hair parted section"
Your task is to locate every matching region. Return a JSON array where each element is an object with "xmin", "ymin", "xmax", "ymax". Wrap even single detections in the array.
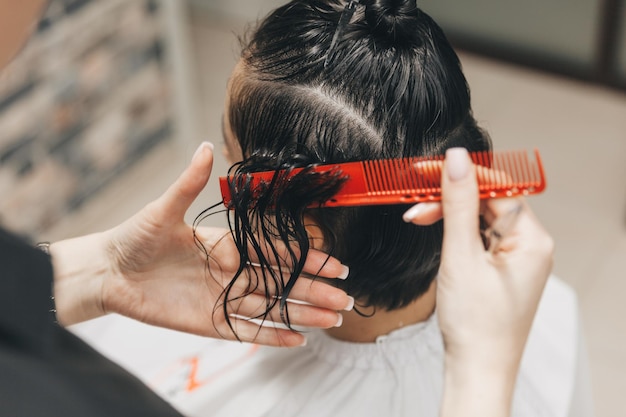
[
  {"xmin": 229, "ymin": 72, "xmax": 385, "ymax": 163},
  {"xmin": 215, "ymin": 0, "xmax": 491, "ymax": 335}
]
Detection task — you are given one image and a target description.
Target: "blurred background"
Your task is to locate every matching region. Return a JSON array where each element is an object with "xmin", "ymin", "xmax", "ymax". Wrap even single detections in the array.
[{"xmin": 0, "ymin": 0, "xmax": 624, "ymax": 415}]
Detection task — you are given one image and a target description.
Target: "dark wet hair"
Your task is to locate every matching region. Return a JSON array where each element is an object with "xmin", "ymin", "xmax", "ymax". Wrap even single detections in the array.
[{"xmin": 219, "ymin": 0, "xmax": 490, "ymax": 333}]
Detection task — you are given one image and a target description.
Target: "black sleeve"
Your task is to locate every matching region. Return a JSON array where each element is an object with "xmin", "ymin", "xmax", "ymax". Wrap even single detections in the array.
[{"xmin": 0, "ymin": 228, "xmax": 184, "ymax": 417}]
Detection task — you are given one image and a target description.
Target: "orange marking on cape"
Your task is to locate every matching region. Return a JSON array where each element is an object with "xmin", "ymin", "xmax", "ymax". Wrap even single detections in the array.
[{"xmin": 185, "ymin": 344, "xmax": 260, "ymax": 392}]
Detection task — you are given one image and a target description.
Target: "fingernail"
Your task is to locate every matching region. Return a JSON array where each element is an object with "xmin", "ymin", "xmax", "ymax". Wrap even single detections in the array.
[
  {"xmin": 402, "ymin": 204, "xmax": 423, "ymax": 222},
  {"xmin": 192, "ymin": 141, "xmax": 214, "ymax": 161},
  {"xmin": 446, "ymin": 148, "xmax": 470, "ymax": 182},
  {"xmin": 337, "ymin": 265, "xmax": 350, "ymax": 280},
  {"xmin": 344, "ymin": 296, "xmax": 355, "ymax": 311},
  {"xmin": 298, "ymin": 337, "xmax": 308, "ymax": 347},
  {"xmin": 334, "ymin": 313, "xmax": 344, "ymax": 327}
]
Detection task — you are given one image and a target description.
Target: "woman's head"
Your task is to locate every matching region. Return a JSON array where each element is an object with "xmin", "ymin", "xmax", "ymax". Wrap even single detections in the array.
[{"xmin": 219, "ymin": 0, "xmax": 490, "ymax": 326}]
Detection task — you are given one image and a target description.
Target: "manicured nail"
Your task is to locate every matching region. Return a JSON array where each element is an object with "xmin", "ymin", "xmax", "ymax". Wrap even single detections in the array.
[
  {"xmin": 402, "ymin": 204, "xmax": 423, "ymax": 222},
  {"xmin": 192, "ymin": 141, "xmax": 214, "ymax": 161},
  {"xmin": 344, "ymin": 296, "xmax": 355, "ymax": 312},
  {"xmin": 337, "ymin": 265, "xmax": 350, "ymax": 280},
  {"xmin": 334, "ymin": 313, "xmax": 344, "ymax": 327},
  {"xmin": 446, "ymin": 148, "xmax": 470, "ymax": 182}
]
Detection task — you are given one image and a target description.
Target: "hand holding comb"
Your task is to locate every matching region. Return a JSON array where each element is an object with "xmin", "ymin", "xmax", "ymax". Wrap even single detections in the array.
[{"xmin": 220, "ymin": 149, "xmax": 546, "ymax": 208}]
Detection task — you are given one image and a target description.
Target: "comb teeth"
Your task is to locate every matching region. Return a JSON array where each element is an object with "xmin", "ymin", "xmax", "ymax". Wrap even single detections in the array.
[
  {"xmin": 474, "ymin": 149, "xmax": 546, "ymax": 198},
  {"xmin": 362, "ymin": 150, "xmax": 545, "ymax": 198},
  {"xmin": 219, "ymin": 149, "xmax": 546, "ymax": 208},
  {"xmin": 364, "ymin": 156, "xmax": 445, "ymax": 197}
]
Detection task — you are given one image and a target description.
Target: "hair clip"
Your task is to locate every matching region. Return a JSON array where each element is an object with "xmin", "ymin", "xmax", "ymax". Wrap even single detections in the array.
[{"xmin": 324, "ymin": 1, "xmax": 360, "ymax": 68}]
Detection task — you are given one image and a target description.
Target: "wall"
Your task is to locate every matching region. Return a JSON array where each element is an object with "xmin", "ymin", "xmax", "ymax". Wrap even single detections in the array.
[{"xmin": 0, "ymin": 0, "xmax": 176, "ymax": 237}]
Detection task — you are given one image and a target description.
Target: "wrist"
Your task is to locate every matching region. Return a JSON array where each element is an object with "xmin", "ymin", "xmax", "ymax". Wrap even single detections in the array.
[
  {"xmin": 49, "ymin": 231, "xmax": 112, "ymax": 325},
  {"xmin": 441, "ymin": 353, "xmax": 520, "ymax": 417}
]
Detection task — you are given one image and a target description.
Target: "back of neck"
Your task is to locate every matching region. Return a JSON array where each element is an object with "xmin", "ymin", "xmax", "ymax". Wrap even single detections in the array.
[{"xmin": 325, "ymin": 281, "xmax": 437, "ymax": 343}]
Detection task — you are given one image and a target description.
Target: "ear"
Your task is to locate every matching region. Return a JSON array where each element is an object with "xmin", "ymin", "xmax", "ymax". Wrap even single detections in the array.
[{"xmin": 303, "ymin": 215, "xmax": 325, "ymax": 250}]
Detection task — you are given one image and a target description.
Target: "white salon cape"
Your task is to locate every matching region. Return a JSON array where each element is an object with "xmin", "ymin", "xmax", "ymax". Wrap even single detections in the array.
[{"xmin": 72, "ymin": 277, "xmax": 594, "ymax": 417}]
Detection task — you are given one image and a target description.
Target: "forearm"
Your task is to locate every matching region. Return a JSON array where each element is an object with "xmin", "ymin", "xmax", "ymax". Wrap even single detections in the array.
[
  {"xmin": 440, "ymin": 355, "xmax": 519, "ymax": 417},
  {"xmin": 49, "ymin": 231, "xmax": 112, "ymax": 326}
]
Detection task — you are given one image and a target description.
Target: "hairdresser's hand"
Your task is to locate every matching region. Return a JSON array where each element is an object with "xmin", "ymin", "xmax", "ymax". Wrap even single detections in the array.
[
  {"xmin": 52, "ymin": 142, "xmax": 352, "ymax": 347},
  {"xmin": 403, "ymin": 148, "xmax": 554, "ymax": 416}
]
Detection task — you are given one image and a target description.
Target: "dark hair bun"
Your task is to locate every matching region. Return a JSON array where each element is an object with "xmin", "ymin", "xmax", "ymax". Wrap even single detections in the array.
[{"xmin": 361, "ymin": 0, "xmax": 420, "ymax": 44}]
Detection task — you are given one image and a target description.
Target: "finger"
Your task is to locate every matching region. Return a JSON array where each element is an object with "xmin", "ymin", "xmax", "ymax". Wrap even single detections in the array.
[
  {"xmin": 302, "ymin": 249, "xmax": 349, "ymax": 279},
  {"xmin": 474, "ymin": 165, "xmax": 512, "ymax": 188},
  {"xmin": 413, "ymin": 160, "xmax": 504, "ymax": 182},
  {"xmin": 215, "ymin": 317, "xmax": 307, "ymax": 347},
  {"xmin": 224, "ymin": 263, "xmax": 353, "ymax": 311},
  {"xmin": 485, "ymin": 197, "xmax": 527, "ymax": 221},
  {"xmin": 155, "ymin": 142, "xmax": 214, "ymax": 221},
  {"xmin": 441, "ymin": 148, "xmax": 483, "ymax": 255},
  {"xmin": 198, "ymin": 230, "xmax": 351, "ymax": 304},
  {"xmin": 244, "ymin": 240, "xmax": 349, "ymax": 280},
  {"xmin": 403, "ymin": 160, "xmax": 508, "ymax": 226},
  {"xmin": 403, "ymin": 202, "xmax": 443, "ymax": 225},
  {"xmin": 485, "ymin": 197, "xmax": 553, "ymax": 256},
  {"xmin": 287, "ymin": 277, "xmax": 353, "ymax": 311},
  {"xmin": 226, "ymin": 293, "xmax": 343, "ymax": 329}
]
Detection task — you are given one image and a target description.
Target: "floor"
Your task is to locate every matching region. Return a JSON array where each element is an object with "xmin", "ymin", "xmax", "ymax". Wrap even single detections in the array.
[{"xmin": 47, "ymin": 12, "xmax": 626, "ymax": 417}]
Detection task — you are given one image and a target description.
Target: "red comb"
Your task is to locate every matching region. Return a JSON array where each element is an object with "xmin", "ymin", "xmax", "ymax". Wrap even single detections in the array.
[{"xmin": 219, "ymin": 149, "xmax": 546, "ymax": 208}]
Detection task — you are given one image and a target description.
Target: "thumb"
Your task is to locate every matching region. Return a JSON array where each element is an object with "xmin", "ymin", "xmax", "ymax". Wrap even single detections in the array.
[
  {"xmin": 155, "ymin": 142, "xmax": 214, "ymax": 221},
  {"xmin": 441, "ymin": 148, "xmax": 482, "ymax": 256}
]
